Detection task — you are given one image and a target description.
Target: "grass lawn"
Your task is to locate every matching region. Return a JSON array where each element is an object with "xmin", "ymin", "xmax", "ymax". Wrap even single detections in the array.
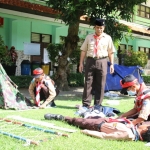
[{"xmin": 0, "ymin": 95, "xmax": 149, "ymax": 150}]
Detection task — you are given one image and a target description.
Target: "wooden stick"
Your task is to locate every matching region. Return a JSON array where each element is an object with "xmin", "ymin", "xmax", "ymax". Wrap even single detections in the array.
[
  {"xmin": 7, "ymin": 115, "xmax": 76, "ymax": 133},
  {"xmin": 2, "ymin": 118, "xmax": 69, "ymax": 137}
]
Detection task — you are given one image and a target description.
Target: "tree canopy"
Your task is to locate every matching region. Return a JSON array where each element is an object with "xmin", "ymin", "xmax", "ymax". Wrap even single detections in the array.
[
  {"xmin": 45, "ymin": 0, "xmax": 147, "ymax": 90},
  {"xmin": 46, "ymin": 0, "xmax": 147, "ymax": 42}
]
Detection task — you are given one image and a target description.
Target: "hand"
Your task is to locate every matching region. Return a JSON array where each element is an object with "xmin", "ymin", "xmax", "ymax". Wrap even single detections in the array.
[
  {"xmin": 110, "ymin": 65, "xmax": 114, "ymax": 74},
  {"xmin": 40, "ymin": 84, "xmax": 47, "ymax": 89},
  {"xmin": 79, "ymin": 64, "xmax": 83, "ymax": 73},
  {"xmin": 80, "ymin": 130, "xmax": 88, "ymax": 134},
  {"xmin": 39, "ymin": 104, "xmax": 46, "ymax": 109}
]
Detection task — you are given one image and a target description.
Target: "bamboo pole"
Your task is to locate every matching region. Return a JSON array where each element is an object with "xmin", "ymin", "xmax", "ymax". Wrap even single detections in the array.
[{"xmin": 2, "ymin": 118, "xmax": 68, "ymax": 137}]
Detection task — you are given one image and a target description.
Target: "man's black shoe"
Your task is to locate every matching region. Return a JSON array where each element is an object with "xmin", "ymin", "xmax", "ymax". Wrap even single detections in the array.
[
  {"xmin": 44, "ymin": 113, "xmax": 64, "ymax": 121},
  {"xmin": 49, "ymin": 100, "xmax": 56, "ymax": 107}
]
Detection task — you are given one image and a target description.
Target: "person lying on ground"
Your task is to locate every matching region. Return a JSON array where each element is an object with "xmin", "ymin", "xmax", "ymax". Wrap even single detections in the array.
[
  {"xmin": 117, "ymin": 74, "xmax": 150, "ymax": 126},
  {"xmin": 44, "ymin": 113, "xmax": 150, "ymax": 142},
  {"xmin": 28, "ymin": 68, "xmax": 58, "ymax": 109}
]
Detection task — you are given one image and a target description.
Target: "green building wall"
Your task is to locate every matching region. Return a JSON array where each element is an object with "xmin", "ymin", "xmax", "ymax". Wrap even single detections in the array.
[{"xmin": 0, "ymin": 12, "xmax": 149, "ymax": 53}]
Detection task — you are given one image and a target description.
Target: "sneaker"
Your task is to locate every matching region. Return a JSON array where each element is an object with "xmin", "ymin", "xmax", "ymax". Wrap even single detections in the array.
[
  {"xmin": 75, "ymin": 106, "xmax": 89, "ymax": 117},
  {"xmin": 44, "ymin": 113, "xmax": 64, "ymax": 120}
]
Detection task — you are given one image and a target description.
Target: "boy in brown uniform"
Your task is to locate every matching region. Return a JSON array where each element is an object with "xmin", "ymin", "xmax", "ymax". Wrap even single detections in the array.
[
  {"xmin": 44, "ymin": 113, "xmax": 150, "ymax": 142},
  {"xmin": 29, "ymin": 68, "xmax": 56, "ymax": 109},
  {"xmin": 118, "ymin": 74, "xmax": 150, "ymax": 125}
]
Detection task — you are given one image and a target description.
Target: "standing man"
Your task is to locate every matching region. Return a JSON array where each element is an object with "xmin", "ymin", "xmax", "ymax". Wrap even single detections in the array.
[
  {"xmin": 9, "ymin": 46, "xmax": 18, "ymax": 64},
  {"xmin": 29, "ymin": 68, "xmax": 56, "ymax": 109},
  {"xmin": 79, "ymin": 18, "xmax": 115, "ymax": 109}
]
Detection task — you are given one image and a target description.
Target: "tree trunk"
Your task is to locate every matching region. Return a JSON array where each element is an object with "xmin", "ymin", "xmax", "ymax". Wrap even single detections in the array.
[{"xmin": 54, "ymin": 23, "xmax": 79, "ymax": 91}]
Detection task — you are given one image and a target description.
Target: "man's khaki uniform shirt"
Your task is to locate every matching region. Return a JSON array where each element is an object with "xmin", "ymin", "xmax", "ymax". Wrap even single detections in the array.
[
  {"xmin": 80, "ymin": 33, "xmax": 116, "ymax": 58},
  {"xmin": 82, "ymin": 122, "xmax": 135, "ymax": 141},
  {"xmin": 135, "ymin": 83, "xmax": 150, "ymax": 120}
]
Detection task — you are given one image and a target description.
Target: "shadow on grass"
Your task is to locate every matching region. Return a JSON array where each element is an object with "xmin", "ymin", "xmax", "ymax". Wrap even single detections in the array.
[
  {"xmin": 56, "ymin": 105, "xmax": 77, "ymax": 110},
  {"xmin": 57, "ymin": 96, "xmax": 82, "ymax": 100},
  {"xmin": 104, "ymin": 95, "xmax": 135, "ymax": 101}
]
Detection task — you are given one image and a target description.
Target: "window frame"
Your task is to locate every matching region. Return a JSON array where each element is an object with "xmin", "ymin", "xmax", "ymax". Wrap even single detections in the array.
[{"xmin": 137, "ymin": 5, "xmax": 150, "ymax": 19}]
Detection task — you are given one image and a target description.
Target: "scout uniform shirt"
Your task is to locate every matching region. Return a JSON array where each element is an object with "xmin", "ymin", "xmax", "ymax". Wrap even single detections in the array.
[
  {"xmin": 29, "ymin": 75, "xmax": 56, "ymax": 105},
  {"xmin": 80, "ymin": 33, "xmax": 116, "ymax": 58},
  {"xmin": 135, "ymin": 82, "xmax": 150, "ymax": 120},
  {"xmin": 82, "ymin": 122, "xmax": 136, "ymax": 141}
]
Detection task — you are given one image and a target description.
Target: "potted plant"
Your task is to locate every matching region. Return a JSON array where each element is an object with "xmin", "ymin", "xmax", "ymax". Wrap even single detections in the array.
[{"xmin": 0, "ymin": 35, "xmax": 17, "ymax": 75}]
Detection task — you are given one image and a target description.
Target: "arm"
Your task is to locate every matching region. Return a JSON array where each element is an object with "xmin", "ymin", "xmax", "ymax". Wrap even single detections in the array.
[
  {"xmin": 108, "ymin": 36, "xmax": 115, "ymax": 74},
  {"xmin": 79, "ymin": 36, "xmax": 88, "ymax": 73},
  {"xmin": 28, "ymin": 81, "xmax": 36, "ymax": 103},
  {"xmin": 117, "ymin": 106, "xmax": 137, "ymax": 119},
  {"xmin": 108, "ymin": 52, "xmax": 114, "ymax": 74},
  {"xmin": 132, "ymin": 99, "xmax": 150, "ymax": 125},
  {"xmin": 132, "ymin": 118, "xmax": 144, "ymax": 126},
  {"xmin": 81, "ymin": 129, "xmax": 134, "ymax": 141},
  {"xmin": 51, "ymin": 79, "xmax": 55, "ymax": 85}
]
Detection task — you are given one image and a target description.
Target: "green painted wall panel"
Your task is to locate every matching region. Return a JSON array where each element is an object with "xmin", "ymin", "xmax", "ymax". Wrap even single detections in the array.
[
  {"xmin": 134, "ymin": 38, "xmax": 150, "ymax": 50},
  {"xmin": 0, "ymin": 18, "xmax": 13, "ymax": 49},
  {"xmin": 55, "ymin": 26, "xmax": 68, "ymax": 43},
  {"xmin": 0, "ymin": 26, "xmax": 5, "ymax": 42},
  {"xmin": 134, "ymin": 16, "xmax": 150, "ymax": 26},
  {"xmin": 32, "ymin": 22, "xmax": 52, "ymax": 34},
  {"xmin": 12, "ymin": 20, "xmax": 31, "ymax": 50}
]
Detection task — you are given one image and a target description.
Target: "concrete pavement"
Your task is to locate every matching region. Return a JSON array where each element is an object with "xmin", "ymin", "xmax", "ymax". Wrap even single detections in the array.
[
  {"xmin": 19, "ymin": 84, "xmax": 150, "ymax": 99},
  {"xmin": 19, "ymin": 87, "xmax": 84, "ymax": 98}
]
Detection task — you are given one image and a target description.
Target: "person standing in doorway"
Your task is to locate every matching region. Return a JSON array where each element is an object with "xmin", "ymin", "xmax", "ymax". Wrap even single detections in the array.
[
  {"xmin": 9, "ymin": 46, "xmax": 18, "ymax": 65},
  {"xmin": 79, "ymin": 18, "xmax": 115, "ymax": 109}
]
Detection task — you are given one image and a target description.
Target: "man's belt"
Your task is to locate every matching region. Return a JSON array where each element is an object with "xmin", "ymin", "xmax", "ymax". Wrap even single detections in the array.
[{"xmin": 87, "ymin": 56, "xmax": 107, "ymax": 60}]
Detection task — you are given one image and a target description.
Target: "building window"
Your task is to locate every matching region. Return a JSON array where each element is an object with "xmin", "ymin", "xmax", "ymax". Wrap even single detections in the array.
[
  {"xmin": 139, "ymin": 47, "xmax": 150, "ymax": 59},
  {"xmin": 117, "ymin": 44, "xmax": 127, "ymax": 65},
  {"xmin": 120, "ymin": 44, "xmax": 126, "ymax": 50},
  {"xmin": 31, "ymin": 33, "xmax": 51, "ymax": 43},
  {"xmin": 31, "ymin": 33, "xmax": 40, "ymax": 42},
  {"xmin": 137, "ymin": 5, "xmax": 150, "ymax": 19},
  {"xmin": 128, "ymin": 45, "xmax": 133, "ymax": 50}
]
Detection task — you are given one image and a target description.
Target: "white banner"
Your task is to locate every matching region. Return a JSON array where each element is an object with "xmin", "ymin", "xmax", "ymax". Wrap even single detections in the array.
[{"xmin": 24, "ymin": 43, "xmax": 40, "ymax": 55}]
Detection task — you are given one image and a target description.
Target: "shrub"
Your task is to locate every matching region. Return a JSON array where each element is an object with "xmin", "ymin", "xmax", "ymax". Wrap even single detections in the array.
[
  {"xmin": 142, "ymin": 75, "xmax": 150, "ymax": 84},
  {"xmin": 68, "ymin": 73, "xmax": 84, "ymax": 87},
  {"xmin": 8, "ymin": 74, "xmax": 150, "ymax": 88},
  {"xmin": 9, "ymin": 73, "xmax": 84, "ymax": 88},
  {"xmin": 0, "ymin": 35, "xmax": 13, "ymax": 66},
  {"xmin": 121, "ymin": 49, "xmax": 148, "ymax": 67}
]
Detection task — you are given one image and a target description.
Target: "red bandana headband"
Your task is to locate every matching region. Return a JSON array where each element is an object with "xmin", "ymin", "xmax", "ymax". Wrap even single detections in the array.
[
  {"xmin": 33, "ymin": 69, "xmax": 43, "ymax": 75},
  {"xmin": 120, "ymin": 79, "xmax": 137, "ymax": 88}
]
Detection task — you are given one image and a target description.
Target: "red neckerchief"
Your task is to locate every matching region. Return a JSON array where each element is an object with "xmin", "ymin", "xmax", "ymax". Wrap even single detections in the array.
[
  {"xmin": 136, "ymin": 83, "xmax": 150, "ymax": 100},
  {"xmin": 35, "ymin": 80, "xmax": 43, "ymax": 106},
  {"xmin": 93, "ymin": 35, "xmax": 101, "ymax": 57}
]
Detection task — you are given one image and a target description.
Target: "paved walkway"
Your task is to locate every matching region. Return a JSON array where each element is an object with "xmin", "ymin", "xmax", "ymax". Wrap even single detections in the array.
[
  {"xmin": 19, "ymin": 87, "xmax": 84, "ymax": 98},
  {"xmin": 19, "ymin": 84, "xmax": 150, "ymax": 98}
]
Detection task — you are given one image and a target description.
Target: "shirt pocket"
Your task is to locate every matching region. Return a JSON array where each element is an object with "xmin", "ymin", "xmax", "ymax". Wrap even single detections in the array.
[
  {"xmin": 89, "ymin": 41, "xmax": 95, "ymax": 50},
  {"xmin": 100, "ymin": 41, "xmax": 108, "ymax": 50}
]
